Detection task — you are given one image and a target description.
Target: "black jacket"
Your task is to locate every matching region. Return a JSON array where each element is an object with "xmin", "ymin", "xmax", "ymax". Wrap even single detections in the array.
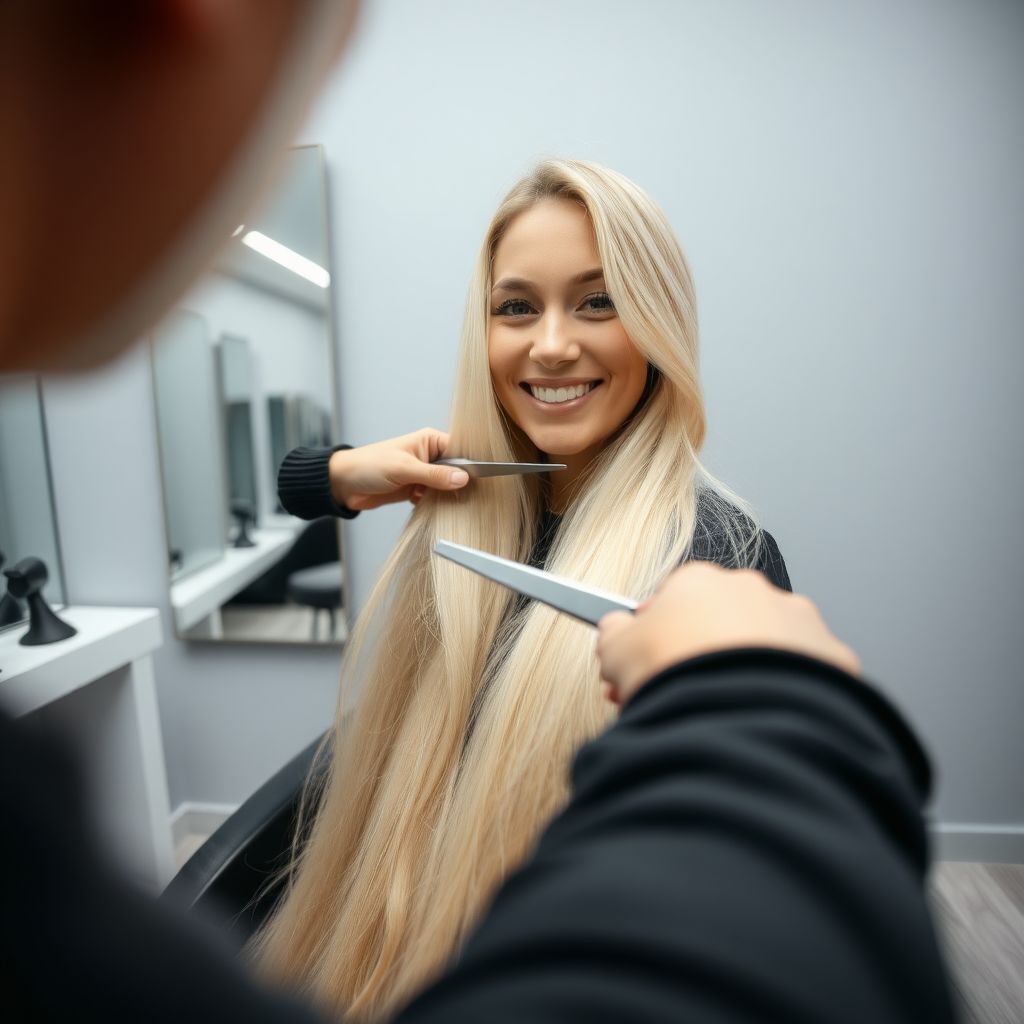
[{"xmin": 0, "ymin": 650, "xmax": 953, "ymax": 1022}]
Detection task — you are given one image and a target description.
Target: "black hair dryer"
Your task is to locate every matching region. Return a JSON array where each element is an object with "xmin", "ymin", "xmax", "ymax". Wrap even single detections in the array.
[
  {"xmin": 0, "ymin": 550, "xmax": 25, "ymax": 629},
  {"xmin": 231, "ymin": 499, "xmax": 257, "ymax": 549},
  {"xmin": 3, "ymin": 557, "xmax": 77, "ymax": 646}
]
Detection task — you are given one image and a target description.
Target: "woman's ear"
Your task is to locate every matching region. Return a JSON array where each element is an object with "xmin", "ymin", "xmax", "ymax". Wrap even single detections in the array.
[
  {"xmin": 644, "ymin": 363, "xmax": 660, "ymax": 396},
  {"xmin": 628, "ymin": 363, "xmax": 660, "ymax": 418}
]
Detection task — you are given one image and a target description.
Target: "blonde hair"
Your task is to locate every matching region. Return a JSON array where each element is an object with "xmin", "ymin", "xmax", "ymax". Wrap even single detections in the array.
[{"xmin": 255, "ymin": 159, "xmax": 755, "ymax": 1020}]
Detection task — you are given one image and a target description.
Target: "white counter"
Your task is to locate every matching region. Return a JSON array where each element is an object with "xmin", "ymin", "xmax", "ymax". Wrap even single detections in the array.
[
  {"xmin": 0, "ymin": 606, "xmax": 174, "ymax": 891},
  {"xmin": 170, "ymin": 524, "xmax": 302, "ymax": 634}
]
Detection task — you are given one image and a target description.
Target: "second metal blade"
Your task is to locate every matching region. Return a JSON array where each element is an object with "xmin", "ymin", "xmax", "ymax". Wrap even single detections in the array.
[{"xmin": 434, "ymin": 540, "xmax": 637, "ymax": 625}]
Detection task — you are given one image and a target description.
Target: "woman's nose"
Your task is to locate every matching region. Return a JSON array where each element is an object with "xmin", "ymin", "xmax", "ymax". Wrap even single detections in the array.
[{"xmin": 528, "ymin": 311, "xmax": 580, "ymax": 367}]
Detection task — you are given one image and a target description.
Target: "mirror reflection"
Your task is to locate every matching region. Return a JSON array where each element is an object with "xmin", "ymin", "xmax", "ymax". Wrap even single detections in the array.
[
  {"xmin": 0, "ymin": 375, "xmax": 67, "ymax": 630},
  {"xmin": 152, "ymin": 145, "xmax": 345, "ymax": 645}
]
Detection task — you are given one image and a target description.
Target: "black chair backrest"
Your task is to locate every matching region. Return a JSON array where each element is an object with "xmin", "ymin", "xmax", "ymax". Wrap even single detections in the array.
[
  {"xmin": 228, "ymin": 517, "xmax": 339, "ymax": 605},
  {"xmin": 160, "ymin": 731, "xmax": 331, "ymax": 948}
]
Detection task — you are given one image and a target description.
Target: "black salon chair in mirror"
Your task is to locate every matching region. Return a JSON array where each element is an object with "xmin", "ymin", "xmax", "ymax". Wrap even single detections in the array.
[
  {"xmin": 223, "ymin": 516, "xmax": 343, "ymax": 647},
  {"xmin": 287, "ymin": 562, "xmax": 343, "ymax": 641}
]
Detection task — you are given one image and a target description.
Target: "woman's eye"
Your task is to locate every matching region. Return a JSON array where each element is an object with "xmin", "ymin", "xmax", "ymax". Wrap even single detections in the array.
[
  {"xmin": 494, "ymin": 298, "xmax": 536, "ymax": 318},
  {"xmin": 579, "ymin": 292, "xmax": 616, "ymax": 315}
]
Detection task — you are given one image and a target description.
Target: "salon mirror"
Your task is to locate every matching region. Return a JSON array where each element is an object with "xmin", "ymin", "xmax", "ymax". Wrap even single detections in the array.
[
  {"xmin": 151, "ymin": 145, "xmax": 346, "ymax": 645},
  {"xmin": 0, "ymin": 375, "xmax": 67, "ymax": 629}
]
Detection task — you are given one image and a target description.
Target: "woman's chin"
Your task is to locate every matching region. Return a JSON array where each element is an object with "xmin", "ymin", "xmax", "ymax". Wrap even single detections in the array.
[{"xmin": 523, "ymin": 431, "xmax": 602, "ymax": 461}]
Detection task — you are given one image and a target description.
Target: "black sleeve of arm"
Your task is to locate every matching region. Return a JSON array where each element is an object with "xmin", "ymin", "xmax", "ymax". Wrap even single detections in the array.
[
  {"xmin": 277, "ymin": 444, "xmax": 359, "ymax": 521},
  {"xmin": 397, "ymin": 650, "xmax": 954, "ymax": 1024}
]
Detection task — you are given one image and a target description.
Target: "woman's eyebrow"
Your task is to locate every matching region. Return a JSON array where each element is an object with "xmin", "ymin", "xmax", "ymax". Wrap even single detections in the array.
[
  {"xmin": 570, "ymin": 267, "xmax": 606, "ymax": 286},
  {"xmin": 491, "ymin": 268, "xmax": 605, "ymax": 292},
  {"xmin": 491, "ymin": 276, "xmax": 533, "ymax": 292}
]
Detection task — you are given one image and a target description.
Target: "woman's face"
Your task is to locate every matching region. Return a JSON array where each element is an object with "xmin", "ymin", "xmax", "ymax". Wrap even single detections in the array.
[{"xmin": 488, "ymin": 199, "xmax": 648, "ymax": 464}]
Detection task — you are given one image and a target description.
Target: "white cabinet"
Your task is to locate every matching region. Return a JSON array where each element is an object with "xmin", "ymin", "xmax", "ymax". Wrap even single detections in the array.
[{"xmin": 0, "ymin": 606, "xmax": 174, "ymax": 891}]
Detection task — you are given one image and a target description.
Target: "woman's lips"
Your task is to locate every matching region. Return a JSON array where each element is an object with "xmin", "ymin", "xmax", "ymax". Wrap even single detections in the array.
[{"xmin": 519, "ymin": 379, "xmax": 603, "ymax": 412}]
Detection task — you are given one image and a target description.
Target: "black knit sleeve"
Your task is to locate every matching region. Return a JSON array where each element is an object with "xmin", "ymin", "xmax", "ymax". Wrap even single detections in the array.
[
  {"xmin": 277, "ymin": 445, "xmax": 359, "ymax": 521},
  {"xmin": 397, "ymin": 651, "xmax": 954, "ymax": 1024}
]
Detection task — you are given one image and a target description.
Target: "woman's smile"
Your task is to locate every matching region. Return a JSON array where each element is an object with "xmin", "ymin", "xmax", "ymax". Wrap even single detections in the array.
[{"xmin": 521, "ymin": 378, "xmax": 602, "ymax": 408}]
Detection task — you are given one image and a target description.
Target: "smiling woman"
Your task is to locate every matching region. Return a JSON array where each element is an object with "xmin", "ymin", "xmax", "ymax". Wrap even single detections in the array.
[{"xmin": 256, "ymin": 159, "xmax": 790, "ymax": 1021}]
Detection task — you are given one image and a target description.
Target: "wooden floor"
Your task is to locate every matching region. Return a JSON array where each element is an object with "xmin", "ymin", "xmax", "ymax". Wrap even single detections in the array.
[
  {"xmin": 930, "ymin": 862, "xmax": 1024, "ymax": 1023},
  {"xmin": 219, "ymin": 604, "xmax": 348, "ymax": 644}
]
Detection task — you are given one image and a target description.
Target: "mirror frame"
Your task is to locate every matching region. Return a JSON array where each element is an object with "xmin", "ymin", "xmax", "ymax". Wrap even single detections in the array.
[
  {"xmin": 0, "ymin": 373, "xmax": 70, "ymax": 632},
  {"xmin": 150, "ymin": 144, "xmax": 348, "ymax": 646}
]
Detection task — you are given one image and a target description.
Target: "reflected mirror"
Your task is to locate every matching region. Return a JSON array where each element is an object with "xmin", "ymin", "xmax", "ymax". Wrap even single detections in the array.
[
  {"xmin": 152, "ymin": 145, "xmax": 346, "ymax": 645},
  {"xmin": 0, "ymin": 375, "xmax": 67, "ymax": 630}
]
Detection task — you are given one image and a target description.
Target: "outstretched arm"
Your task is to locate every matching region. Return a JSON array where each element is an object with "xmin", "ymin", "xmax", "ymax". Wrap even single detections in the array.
[
  {"xmin": 277, "ymin": 428, "xmax": 470, "ymax": 520},
  {"xmin": 398, "ymin": 567, "xmax": 954, "ymax": 1024}
]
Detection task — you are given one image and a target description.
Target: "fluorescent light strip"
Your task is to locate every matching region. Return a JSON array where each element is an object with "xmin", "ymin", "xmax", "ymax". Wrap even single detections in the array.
[{"xmin": 241, "ymin": 230, "xmax": 330, "ymax": 288}]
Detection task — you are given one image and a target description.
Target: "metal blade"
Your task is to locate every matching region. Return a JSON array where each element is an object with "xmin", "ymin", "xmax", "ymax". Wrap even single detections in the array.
[
  {"xmin": 433, "ymin": 458, "xmax": 566, "ymax": 478},
  {"xmin": 433, "ymin": 540, "xmax": 637, "ymax": 625}
]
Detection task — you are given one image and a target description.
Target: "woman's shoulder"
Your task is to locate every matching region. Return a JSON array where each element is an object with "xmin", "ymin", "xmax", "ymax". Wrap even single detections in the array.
[{"xmin": 690, "ymin": 490, "xmax": 792, "ymax": 592}]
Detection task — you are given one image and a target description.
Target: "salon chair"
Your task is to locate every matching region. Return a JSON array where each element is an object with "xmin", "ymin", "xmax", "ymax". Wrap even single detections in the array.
[
  {"xmin": 160, "ymin": 730, "xmax": 331, "ymax": 946},
  {"xmin": 227, "ymin": 516, "xmax": 338, "ymax": 606},
  {"xmin": 286, "ymin": 561, "xmax": 343, "ymax": 641}
]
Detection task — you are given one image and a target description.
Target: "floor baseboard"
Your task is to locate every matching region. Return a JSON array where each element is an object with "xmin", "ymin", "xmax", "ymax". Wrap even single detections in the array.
[
  {"xmin": 932, "ymin": 824, "xmax": 1024, "ymax": 864},
  {"xmin": 170, "ymin": 801, "xmax": 239, "ymax": 847},
  {"xmin": 167, "ymin": 809, "xmax": 1024, "ymax": 864}
]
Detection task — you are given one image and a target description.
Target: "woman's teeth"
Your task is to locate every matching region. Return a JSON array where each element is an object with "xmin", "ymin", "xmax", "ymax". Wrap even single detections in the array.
[{"xmin": 529, "ymin": 381, "xmax": 597, "ymax": 404}]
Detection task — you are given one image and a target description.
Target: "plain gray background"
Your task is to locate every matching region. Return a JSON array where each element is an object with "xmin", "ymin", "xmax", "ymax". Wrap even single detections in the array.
[{"xmin": 40, "ymin": 0, "xmax": 1024, "ymax": 829}]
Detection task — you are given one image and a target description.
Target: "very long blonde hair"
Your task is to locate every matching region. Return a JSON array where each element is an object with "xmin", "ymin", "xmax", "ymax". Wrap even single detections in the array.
[{"xmin": 255, "ymin": 159, "xmax": 752, "ymax": 1020}]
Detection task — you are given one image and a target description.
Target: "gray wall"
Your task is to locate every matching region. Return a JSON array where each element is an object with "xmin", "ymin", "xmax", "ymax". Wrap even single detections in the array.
[
  {"xmin": 152, "ymin": 310, "xmax": 226, "ymax": 578},
  {"xmin": 39, "ymin": 0, "xmax": 1023, "ymax": 825},
  {"xmin": 301, "ymin": 0, "xmax": 1023, "ymax": 826}
]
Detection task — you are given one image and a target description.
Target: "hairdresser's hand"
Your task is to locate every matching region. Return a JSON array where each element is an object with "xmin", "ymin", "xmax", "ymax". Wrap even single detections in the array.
[
  {"xmin": 329, "ymin": 429, "xmax": 468, "ymax": 511},
  {"xmin": 597, "ymin": 562, "xmax": 860, "ymax": 707}
]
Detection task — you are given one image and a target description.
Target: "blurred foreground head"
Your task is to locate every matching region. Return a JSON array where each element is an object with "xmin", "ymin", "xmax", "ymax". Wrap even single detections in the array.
[{"xmin": 0, "ymin": 0, "xmax": 358, "ymax": 372}]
